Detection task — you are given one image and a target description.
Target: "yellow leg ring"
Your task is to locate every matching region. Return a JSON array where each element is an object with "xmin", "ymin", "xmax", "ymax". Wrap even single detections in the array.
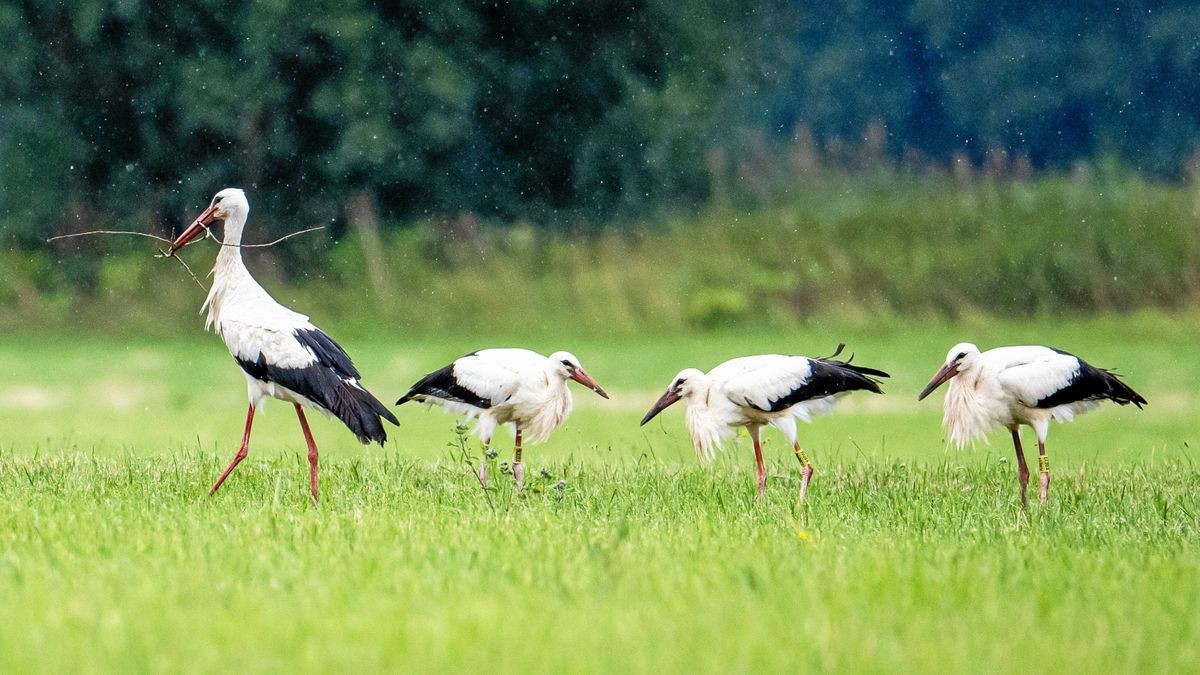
[
  {"xmin": 795, "ymin": 448, "xmax": 811, "ymax": 467},
  {"xmin": 1038, "ymin": 455, "xmax": 1049, "ymax": 474}
]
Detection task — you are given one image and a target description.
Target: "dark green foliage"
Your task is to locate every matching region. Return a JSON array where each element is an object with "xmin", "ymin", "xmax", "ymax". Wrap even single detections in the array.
[
  {"xmin": 2, "ymin": 0, "xmax": 779, "ymax": 242},
  {"xmin": 5, "ymin": 0, "xmax": 1200, "ymax": 247}
]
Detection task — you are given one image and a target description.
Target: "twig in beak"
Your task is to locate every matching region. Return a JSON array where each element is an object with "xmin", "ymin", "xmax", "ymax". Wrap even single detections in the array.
[
  {"xmin": 46, "ymin": 225, "xmax": 325, "ymax": 250},
  {"xmin": 46, "ymin": 225, "xmax": 327, "ymax": 294},
  {"xmin": 47, "ymin": 230, "xmax": 172, "ymax": 245},
  {"xmin": 156, "ymin": 248, "xmax": 209, "ymax": 292},
  {"xmin": 225, "ymin": 226, "xmax": 326, "ymax": 248}
]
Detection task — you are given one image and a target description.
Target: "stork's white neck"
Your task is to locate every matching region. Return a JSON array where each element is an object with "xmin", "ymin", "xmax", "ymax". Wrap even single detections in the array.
[
  {"xmin": 220, "ymin": 207, "xmax": 247, "ymax": 246},
  {"xmin": 519, "ymin": 375, "xmax": 573, "ymax": 444},
  {"xmin": 942, "ymin": 366, "xmax": 1008, "ymax": 447},
  {"xmin": 201, "ymin": 211, "xmax": 255, "ymax": 331},
  {"xmin": 683, "ymin": 377, "xmax": 735, "ymax": 462}
]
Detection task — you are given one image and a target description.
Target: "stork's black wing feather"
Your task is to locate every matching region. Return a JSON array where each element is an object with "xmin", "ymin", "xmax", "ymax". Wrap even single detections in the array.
[
  {"xmin": 295, "ymin": 328, "xmax": 360, "ymax": 380},
  {"xmin": 753, "ymin": 357, "xmax": 890, "ymax": 412},
  {"xmin": 396, "ymin": 356, "xmax": 492, "ymax": 409},
  {"xmin": 1035, "ymin": 350, "xmax": 1147, "ymax": 409},
  {"xmin": 235, "ymin": 350, "xmax": 398, "ymax": 445},
  {"xmin": 232, "ymin": 327, "xmax": 397, "ymax": 445}
]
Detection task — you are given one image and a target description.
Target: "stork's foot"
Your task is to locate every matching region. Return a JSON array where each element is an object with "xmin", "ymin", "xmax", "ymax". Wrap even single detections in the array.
[
  {"xmin": 798, "ymin": 463, "xmax": 814, "ymax": 504},
  {"xmin": 755, "ymin": 478, "xmax": 766, "ymax": 503},
  {"xmin": 1039, "ymin": 472, "xmax": 1050, "ymax": 505},
  {"xmin": 513, "ymin": 461, "xmax": 525, "ymax": 491},
  {"xmin": 477, "ymin": 460, "xmax": 490, "ymax": 489}
]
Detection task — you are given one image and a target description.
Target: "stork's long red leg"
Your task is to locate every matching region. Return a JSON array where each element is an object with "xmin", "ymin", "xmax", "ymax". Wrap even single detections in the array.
[
  {"xmin": 1037, "ymin": 439, "xmax": 1050, "ymax": 505},
  {"xmin": 209, "ymin": 403, "xmax": 255, "ymax": 496},
  {"xmin": 295, "ymin": 404, "xmax": 320, "ymax": 503},
  {"xmin": 512, "ymin": 428, "xmax": 525, "ymax": 491},
  {"xmin": 1011, "ymin": 428, "xmax": 1030, "ymax": 510},
  {"xmin": 793, "ymin": 443, "xmax": 814, "ymax": 504},
  {"xmin": 750, "ymin": 426, "xmax": 766, "ymax": 501}
]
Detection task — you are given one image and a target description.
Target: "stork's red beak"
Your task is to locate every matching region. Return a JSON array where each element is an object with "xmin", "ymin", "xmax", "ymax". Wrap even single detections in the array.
[
  {"xmin": 917, "ymin": 362, "xmax": 959, "ymax": 401},
  {"xmin": 571, "ymin": 367, "xmax": 609, "ymax": 399},
  {"xmin": 167, "ymin": 205, "xmax": 219, "ymax": 255},
  {"xmin": 640, "ymin": 389, "xmax": 681, "ymax": 426}
]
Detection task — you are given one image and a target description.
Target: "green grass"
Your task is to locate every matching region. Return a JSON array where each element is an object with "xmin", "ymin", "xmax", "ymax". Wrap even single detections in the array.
[
  {"xmin": 0, "ymin": 313, "xmax": 1198, "ymax": 673},
  {"xmin": 10, "ymin": 171, "xmax": 1200, "ymax": 336}
]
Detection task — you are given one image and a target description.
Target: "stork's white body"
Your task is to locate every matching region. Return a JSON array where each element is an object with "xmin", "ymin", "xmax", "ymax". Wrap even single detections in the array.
[
  {"xmin": 205, "ymin": 239, "xmax": 332, "ymax": 411},
  {"xmin": 169, "ymin": 188, "xmax": 396, "ymax": 502},
  {"xmin": 940, "ymin": 346, "xmax": 1102, "ymax": 447},
  {"xmin": 680, "ymin": 355, "xmax": 847, "ymax": 461},
  {"xmin": 414, "ymin": 348, "xmax": 576, "ymax": 444},
  {"xmin": 398, "ymin": 348, "xmax": 608, "ymax": 489},
  {"xmin": 642, "ymin": 350, "xmax": 888, "ymax": 501},
  {"xmin": 920, "ymin": 342, "xmax": 1145, "ymax": 507}
]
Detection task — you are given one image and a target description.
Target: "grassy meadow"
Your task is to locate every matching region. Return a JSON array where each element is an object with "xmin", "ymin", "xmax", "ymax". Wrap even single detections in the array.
[{"xmin": 0, "ymin": 312, "xmax": 1197, "ymax": 673}]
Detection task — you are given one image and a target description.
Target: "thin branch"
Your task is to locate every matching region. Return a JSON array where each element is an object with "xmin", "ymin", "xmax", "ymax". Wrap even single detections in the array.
[
  {"xmin": 156, "ymin": 248, "xmax": 209, "ymax": 292},
  {"xmin": 47, "ymin": 230, "xmax": 172, "ymax": 244},
  {"xmin": 223, "ymin": 226, "xmax": 327, "ymax": 249},
  {"xmin": 45, "ymin": 225, "xmax": 327, "ymax": 293},
  {"xmin": 46, "ymin": 225, "xmax": 326, "ymax": 249}
]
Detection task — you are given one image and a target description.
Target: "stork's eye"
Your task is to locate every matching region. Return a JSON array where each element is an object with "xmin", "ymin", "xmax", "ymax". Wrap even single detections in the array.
[
  {"xmin": 561, "ymin": 359, "xmax": 572, "ymax": 367},
  {"xmin": 214, "ymin": 196, "xmax": 223, "ymax": 203},
  {"xmin": 675, "ymin": 378, "xmax": 687, "ymax": 387},
  {"xmin": 956, "ymin": 352, "xmax": 967, "ymax": 360}
]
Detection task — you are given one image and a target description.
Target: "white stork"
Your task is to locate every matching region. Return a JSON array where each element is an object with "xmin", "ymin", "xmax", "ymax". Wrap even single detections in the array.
[
  {"xmin": 640, "ymin": 345, "xmax": 889, "ymax": 502},
  {"xmin": 396, "ymin": 349, "xmax": 609, "ymax": 489},
  {"xmin": 167, "ymin": 188, "xmax": 398, "ymax": 502},
  {"xmin": 917, "ymin": 343, "xmax": 1147, "ymax": 507}
]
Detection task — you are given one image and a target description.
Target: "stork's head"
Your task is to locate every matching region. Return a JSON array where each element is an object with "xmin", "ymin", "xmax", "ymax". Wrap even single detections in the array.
[
  {"xmin": 917, "ymin": 342, "xmax": 981, "ymax": 401},
  {"xmin": 167, "ymin": 188, "xmax": 249, "ymax": 255},
  {"xmin": 548, "ymin": 351, "xmax": 609, "ymax": 399},
  {"xmin": 640, "ymin": 368, "xmax": 705, "ymax": 425}
]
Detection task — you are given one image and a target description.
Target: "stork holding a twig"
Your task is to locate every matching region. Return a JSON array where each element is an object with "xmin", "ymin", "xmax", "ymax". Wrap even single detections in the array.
[
  {"xmin": 168, "ymin": 188, "xmax": 398, "ymax": 502},
  {"xmin": 640, "ymin": 345, "xmax": 889, "ymax": 503},
  {"xmin": 917, "ymin": 343, "xmax": 1147, "ymax": 508}
]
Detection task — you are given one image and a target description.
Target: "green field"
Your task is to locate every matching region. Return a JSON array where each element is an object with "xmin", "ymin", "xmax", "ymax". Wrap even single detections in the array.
[{"xmin": 1, "ymin": 314, "xmax": 1197, "ymax": 672}]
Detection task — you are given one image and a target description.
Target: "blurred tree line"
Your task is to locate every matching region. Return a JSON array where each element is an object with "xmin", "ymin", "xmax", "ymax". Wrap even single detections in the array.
[{"xmin": 2, "ymin": 0, "xmax": 1200, "ymax": 248}]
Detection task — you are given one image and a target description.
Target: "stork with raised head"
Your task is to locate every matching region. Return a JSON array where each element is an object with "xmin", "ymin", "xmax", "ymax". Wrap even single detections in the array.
[
  {"xmin": 396, "ymin": 349, "xmax": 609, "ymax": 489},
  {"xmin": 167, "ymin": 188, "xmax": 398, "ymax": 502},
  {"xmin": 917, "ymin": 343, "xmax": 1147, "ymax": 507},
  {"xmin": 639, "ymin": 345, "xmax": 889, "ymax": 502}
]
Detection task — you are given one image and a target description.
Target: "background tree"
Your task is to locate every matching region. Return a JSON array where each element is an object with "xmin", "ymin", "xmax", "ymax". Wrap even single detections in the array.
[{"xmin": 3, "ymin": 0, "xmax": 1200, "ymax": 253}]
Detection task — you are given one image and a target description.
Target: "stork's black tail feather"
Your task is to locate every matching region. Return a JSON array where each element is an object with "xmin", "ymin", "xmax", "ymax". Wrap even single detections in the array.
[
  {"xmin": 326, "ymin": 379, "xmax": 400, "ymax": 446},
  {"xmin": 396, "ymin": 364, "xmax": 451, "ymax": 406},
  {"xmin": 396, "ymin": 360, "xmax": 493, "ymax": 409},
  {"xmin": 771, "ymin": 347, "xmax": 890, "ymax": 408},
  {"xmin": 233, "ymin": 342, "xmax": 398, "ymax": 445},
  {"xmin": 1096, "ymin": 368, "xmax": 1148, "ymax": 409},
  {"xmin": 813, "ymin": 361, "xmax": 888, "ymax": 395},
  {"xmin": 1035, "ymin": 358, "xmax": 1148, "ymax": 410},
  {"xmin": 816, "ymin": 343, "xmax": 891, "ymax": 391}
]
